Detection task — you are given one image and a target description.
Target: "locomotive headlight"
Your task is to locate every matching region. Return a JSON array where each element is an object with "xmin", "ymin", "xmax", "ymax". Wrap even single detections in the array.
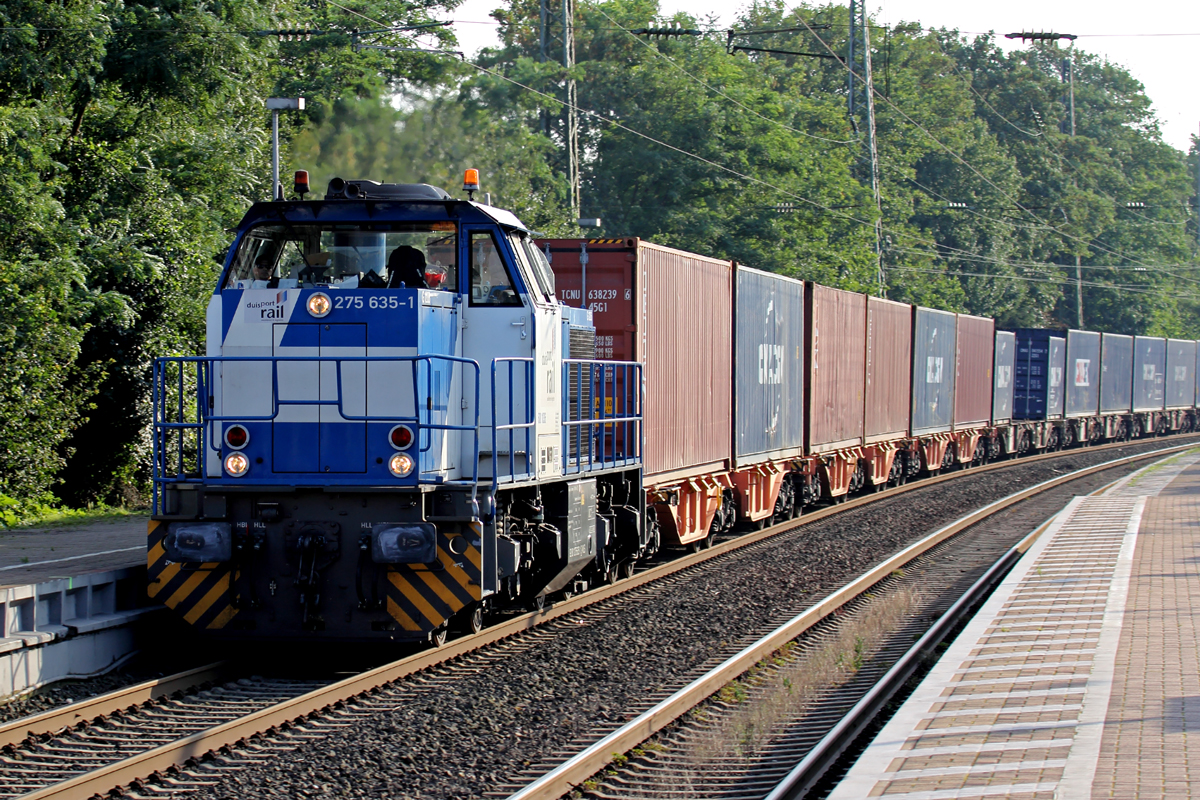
[
  {"xmin": 224, "ymin": 452, "xmax": 250, "ymax": 477},
  {"xmin": 307, "ymin": 292, "xmax": 332, "ymax": 318},
  {"xmin": 388, "ymin": 453, "xmax": 415, "ymax": 478}
]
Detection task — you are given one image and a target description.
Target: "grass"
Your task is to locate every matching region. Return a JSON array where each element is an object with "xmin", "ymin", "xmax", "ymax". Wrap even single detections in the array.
[
  {"xmin": 0, "ymin": 494, "xmax": 140, "ymax": 530},
  {"xmin": 692, "ymin": 585, "xmax": 922, "ymax": 763},
  {"xmin": 578, "ymin": 590, "xmax": 920, "ymax": 797}
]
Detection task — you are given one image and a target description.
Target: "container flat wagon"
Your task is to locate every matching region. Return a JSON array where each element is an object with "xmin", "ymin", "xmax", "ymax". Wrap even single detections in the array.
[
  {"xmin": 1011, "ymin": 329, "xmax": 1067, "ymax": 452},
  {"xmin": 542, "ymin": 238, "xmax": 733, "ymax": 547},
  {"xmin": 1163, "ymin": 338, "xmax": 1197, "ymax": 431},
  {"xmin": 1133, "ymin": 335, "xmax": 1166, "ymax": 421},
  {"xmin": 952, "ymin": 314, "xmax": 995, "ymax": 463},
  {"xmin": 864, "ymin": 297, "xmax": 914, "ymax": 486},
  {"xmin": 911, "ymin": 307, "xmax": 957, "ymax": 471},
  {"xmin": 731, "ymin": 266, "xmax": 807, "ymax": 525},
  {"xmin": 805, "ymin": 284, "xmax": 868, "ymax": 497},
  {"xmin": 1100, "ymin": 333, "xmax": 1134, "ymax": 439},
  {"xmin": 1065, "ymin": 330, "xmax": 1101, "ymax": 434}
]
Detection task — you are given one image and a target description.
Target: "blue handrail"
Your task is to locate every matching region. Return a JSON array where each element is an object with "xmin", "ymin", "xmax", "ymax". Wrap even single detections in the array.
[
  {"xmin": 490, "ymin": 357, "xmax": 536, "ymax": 488},
  {"xmin": 151, "ymin": 355, "xmax": 481, "ymax": 515},
  {"xmin": 561, "ymin": 359, "xmax": 643, "ymax": 475}
]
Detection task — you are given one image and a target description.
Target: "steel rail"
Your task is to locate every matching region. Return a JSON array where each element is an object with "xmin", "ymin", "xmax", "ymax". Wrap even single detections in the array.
[
  {"xmin": 0, "ymin": 663, "xmax": 226, "ymax": 749},
  {"xmin": 500, "ymin": 442, "xmax": 1199, "ymax": 800},
  {"xmin": 14, "ymin": 437, "xmax": 1198, "ymax": 800},
  {"xmin": 761, "ymin": 516, "xmax": 1058, "ymax": 800},
  {"xmin": 763, "ymin": 447, "xmax": 1200, "ymax": 799}
]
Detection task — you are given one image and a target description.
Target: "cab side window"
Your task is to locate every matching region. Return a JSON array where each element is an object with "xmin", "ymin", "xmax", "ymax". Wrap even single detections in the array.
[{"xmin": 469, "ymin": 231, "xmax": 521, "ymax": 306}]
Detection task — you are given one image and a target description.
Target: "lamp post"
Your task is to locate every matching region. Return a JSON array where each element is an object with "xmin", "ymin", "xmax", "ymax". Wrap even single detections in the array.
[{"xmin": 266, "ymin": 97, "xmax": 305, "ymax": 201}]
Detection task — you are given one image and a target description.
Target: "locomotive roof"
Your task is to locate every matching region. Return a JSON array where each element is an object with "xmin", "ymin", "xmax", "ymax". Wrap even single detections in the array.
[{"xmin": 236, "ymin": 196, "xmax": 529, "ymax": 234}]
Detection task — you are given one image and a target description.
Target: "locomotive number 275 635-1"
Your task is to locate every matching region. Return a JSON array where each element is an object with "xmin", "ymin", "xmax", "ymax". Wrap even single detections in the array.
[{"xmin": 332, "ymin": 295, "xmax": 415, "ymax": 310}]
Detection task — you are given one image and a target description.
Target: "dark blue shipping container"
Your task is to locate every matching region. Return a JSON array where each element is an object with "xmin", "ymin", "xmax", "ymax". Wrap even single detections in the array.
[
  {"xmin": 911, "ymin": 307, "xmax": 957, "ymax": 435},
  {"xmin": 992, "ymin": 331, "xmax": 1016, "ymax": 423},
  {"xmin": 1100, "ymin": 333, "xmax": 1133, "ymax": 414},
  {"xmin": 1065, "ymin": 330, "xmax": 1101, "ymax": 417},
  {"xmin": 733, "ymin": 266, "xmax": 805, "ymax": 465},
  {"xmin": 1133, "ymin": 336, "xmax": 1166, "ymax": 412},
  {"xmin": 1012, "ymin": 329, "xmax": 1065, "ymax": 420}
]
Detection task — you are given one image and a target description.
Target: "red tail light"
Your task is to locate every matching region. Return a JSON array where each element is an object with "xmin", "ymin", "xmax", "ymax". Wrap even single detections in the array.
[
  {"xmin": 224, "ymin": 424, "xmax": 249, "ymax": 450},
  {"xmin": 389, "ymin": 425, "xmax": 414, "ymax": 450}
]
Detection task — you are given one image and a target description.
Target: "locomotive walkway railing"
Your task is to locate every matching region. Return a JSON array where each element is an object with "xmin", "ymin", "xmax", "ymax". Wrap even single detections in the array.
[
  {"xmin": 151, "ymin": 355, "xmax": 480, "ymax": 515},
  {"xmin": 562, "ymin": 359, "xmax": 642, "ymax": 476},
  {"xmin": 491, "ymin": 358, "xmax": 536, "ymax": 488},
  {"xmin": 490, "ymin": 358, "xmax": 643, "ymax": 487}
]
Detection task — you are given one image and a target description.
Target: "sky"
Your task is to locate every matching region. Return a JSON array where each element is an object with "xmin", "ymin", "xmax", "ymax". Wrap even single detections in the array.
[{"xmin": 438, "ymin": 0, "xmax": 1199, "ymax": 152}]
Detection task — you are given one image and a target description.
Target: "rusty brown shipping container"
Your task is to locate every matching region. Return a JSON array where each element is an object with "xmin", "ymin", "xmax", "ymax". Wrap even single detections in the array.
[
  {"xmin": 954, "ymin": 314, "xmax": 995, "ymax": 429},
  {"xmin": 805, "ymin": 284, "xmax": 867, "ymax": 453},
  {"xmin": 541, "ymin": 238, "xmax": 733, "ymax": 484},
  {"xmin": 865, "ymin": 296, "xmax": 912, "ymax": 443}
]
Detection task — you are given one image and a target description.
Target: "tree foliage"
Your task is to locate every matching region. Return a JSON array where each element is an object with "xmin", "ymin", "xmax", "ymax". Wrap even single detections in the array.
[
  {"xmin": 0, "ymin": 0, "xmax": 1197, "ymax": 509},
  {"xmin": 0, "ymin": 0, "xmax": 459, "ymax": 507}
]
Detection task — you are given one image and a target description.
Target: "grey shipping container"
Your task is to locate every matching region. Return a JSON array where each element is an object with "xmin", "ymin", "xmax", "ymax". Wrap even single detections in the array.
[
  {"xmin": 911, "ymin": 307, "xmax": 957, "ymax": 435},
  {"xmin": 1100, "ymin": 333, "xmax": 1133, "ymax": 414},
  {"xmin": 954, "ymin": 314, "xmax": 995, "ymax": 428},
  {"xmin": 992, "ymin": 331, "xmax": 1016, "ymax": 423},
  {"xmin": 865, "ymin": 297, "xmax": 913, "ymax": 443},
  {"xmin": 542, "ymin": 238, "xmax": 733, "ymax": 484},
  {"xmin": 1065, "ymin": 330, "xmax": 1101, "ymax": 418},
  {"xmin": 733, "ymin": 266, "xmax": 805, "ymax": 465},
  {"xmin": 806, "ymin": 284, "xmax": 866, "ymax": 452},
  {"xmin": 1165, "ymin": 339, "xmax": 1196, "ymax": 410},
  {"xmin": 1133, "ymin": 336, "xmax": 1166, "ymax": 412}
]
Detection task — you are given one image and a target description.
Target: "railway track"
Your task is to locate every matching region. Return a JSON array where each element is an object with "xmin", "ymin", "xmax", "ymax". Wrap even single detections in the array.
[
  {"xmin": 3, "ymin": 437, "xmax": 1196, "ymax": 800},
  {"xmin": 493, "ymin": 442, "xmax": 1200, "ymax": 800}
]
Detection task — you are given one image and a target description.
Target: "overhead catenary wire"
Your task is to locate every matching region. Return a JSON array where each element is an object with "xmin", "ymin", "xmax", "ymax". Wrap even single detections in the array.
[
  {"xmin": 791, "ymin": 15, "xmax": 1163, "ymax": 273},
  {"xmin": 464, "ymin": 58, "xmax": 876, "ymax": 228},
  {"xmin": 888, "ymin": 243, "xmax": 1200, "ymax": 275},
  {"xmin": 428, "ymin": 16, "xmax": 1195, "ymax": 300},
  {"xmin": 887, "ymin": 265, "xmax": 1200, "ymax": 298},
  {"xmin": 593, "ymin": 7, "xmax": 857, "ymax": 146},
  {"xmin": 43, "ymin": 2, "xmax": 1183, "ymax": 299},
  {"xmin": 925, "ymin": 36, "xmax": 1191, "ymax": 232},
  {"xmin": 879, "ymin": 154, "xmax": 1190, "ymax": 266}
]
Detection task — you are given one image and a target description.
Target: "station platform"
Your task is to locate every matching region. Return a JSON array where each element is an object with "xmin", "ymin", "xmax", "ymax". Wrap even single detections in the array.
[
  {"xmin": 829, "ymin": 448, "xmax": 1200, "ymax": 800},
  {"xmin": 0, "ymin": 514, "xmax": 148, "ymax": 587},
  {"xmin": 0, "ymin": 515, "xmax": 155, "ymax": 699}
]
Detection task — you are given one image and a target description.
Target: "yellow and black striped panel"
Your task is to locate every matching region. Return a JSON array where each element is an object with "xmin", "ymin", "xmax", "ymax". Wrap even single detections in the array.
[
  {"xmin": 147, "ymin": 520, "xmax": 239, "ymax": 630},
  {"xmin": 384, "ymin": 527, "xmax": 483, "ymax": 633}
]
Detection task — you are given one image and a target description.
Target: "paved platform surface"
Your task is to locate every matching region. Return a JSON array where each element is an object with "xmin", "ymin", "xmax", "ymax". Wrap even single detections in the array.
[
  {"xmin": 829, "ymin": 448, "xmax": 1200, "ymax": 800},
  {"xmin": 0, "ymin": 515, "xmax": 148, "ymax": 587}
]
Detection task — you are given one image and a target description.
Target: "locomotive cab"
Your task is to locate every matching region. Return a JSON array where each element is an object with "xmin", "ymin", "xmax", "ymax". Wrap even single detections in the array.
[{"xmin": 149, "ymin": 177, "xmax": 645, "ymax": 642}]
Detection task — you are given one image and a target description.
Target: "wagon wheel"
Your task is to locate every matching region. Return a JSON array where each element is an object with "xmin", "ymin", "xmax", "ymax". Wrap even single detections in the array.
[
  {"xmin": 465, "ymin": 605, "xmax": 484, "ymax": 635},
  {"xmin": 429, "ymin": 624, "xmax": 448, "ymax": 648}
]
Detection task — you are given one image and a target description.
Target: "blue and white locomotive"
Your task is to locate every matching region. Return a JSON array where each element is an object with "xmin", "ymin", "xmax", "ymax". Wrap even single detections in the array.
[{"xmin": 148, "ymin": 172, "xmax": 647, "ymax": 642}]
